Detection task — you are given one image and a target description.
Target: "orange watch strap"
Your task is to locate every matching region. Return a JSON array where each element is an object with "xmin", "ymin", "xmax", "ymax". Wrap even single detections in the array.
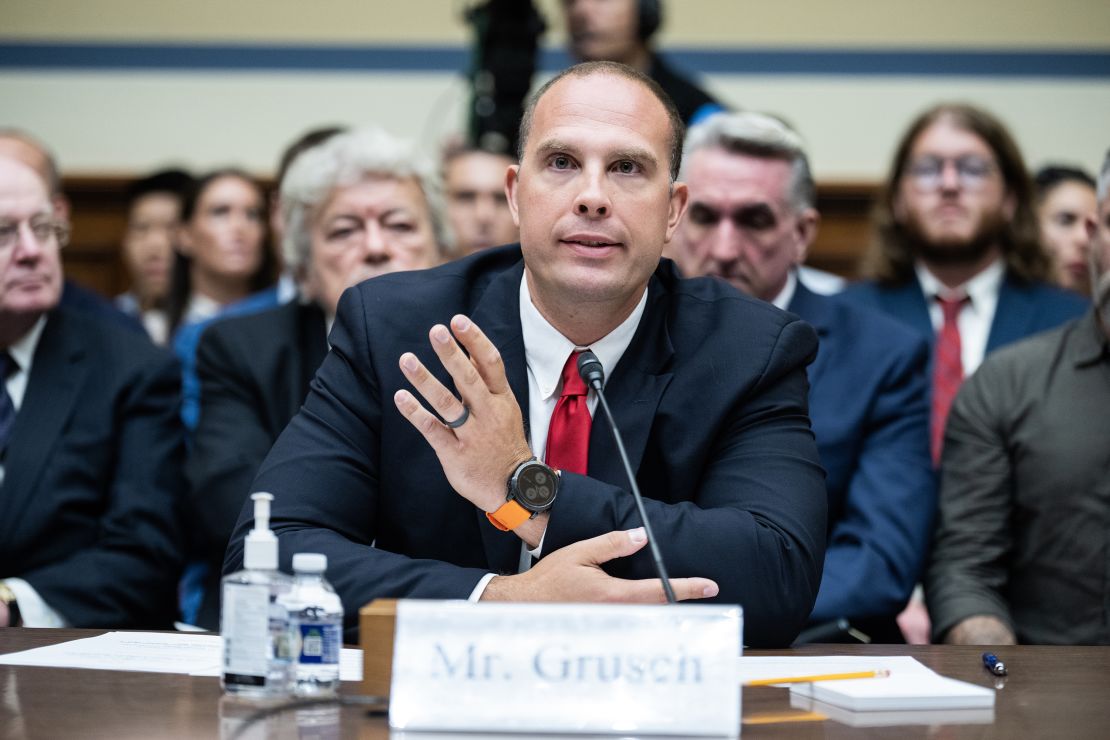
[{"xmin": 487, "ymin": 500, "xmax": 532, "ymax": 531}]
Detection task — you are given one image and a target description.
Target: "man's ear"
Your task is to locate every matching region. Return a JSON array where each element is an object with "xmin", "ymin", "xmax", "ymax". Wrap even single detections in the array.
[
  {"xmin": 662, "ymin": 182, "xmax": 690, "ymax": 244},
  {"xmin": 505, "ymin": 165, "xmax": 521, "ymax": 228},
  {"xmin": 793, "ymin": 208, "xmax": 820, "ymax": 265}
]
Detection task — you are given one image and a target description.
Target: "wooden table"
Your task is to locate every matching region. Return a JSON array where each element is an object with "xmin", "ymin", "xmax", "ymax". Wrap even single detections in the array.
[{"xmin": 2, "ymin": 629, "xmax": 1108, "ymax": 738}]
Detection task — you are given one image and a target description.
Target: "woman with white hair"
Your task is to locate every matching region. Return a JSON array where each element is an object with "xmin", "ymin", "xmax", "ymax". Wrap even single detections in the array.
[{"xmin": 183, "ymin": 126, "xmax": 448, "ymax": 629}]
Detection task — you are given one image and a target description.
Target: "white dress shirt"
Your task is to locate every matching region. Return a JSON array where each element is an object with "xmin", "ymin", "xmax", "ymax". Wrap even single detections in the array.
[
  {"xmin": 468, "ymin": 273, "xmax": 647, "ymax": 599},
  {"xmin": 770, "ymin": 270, "xmax": 799, "ymax": 312},
  {"xmin": 2, "ymin": 315, "xmax": 69, "ymax": 627},
  {"xmin": 915, "ymin": 259, "xmax": 1005, "ymax": 377}
]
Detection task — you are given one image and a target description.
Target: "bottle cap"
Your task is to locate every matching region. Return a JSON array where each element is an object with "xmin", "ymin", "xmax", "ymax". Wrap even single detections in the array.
[
  {"xmin": 243, "ymin": 492, "xmax": 278, "ymax": 570},
  {"xmin": 292, "ymin": 552, "xmax": 327, "ymax": 573}
]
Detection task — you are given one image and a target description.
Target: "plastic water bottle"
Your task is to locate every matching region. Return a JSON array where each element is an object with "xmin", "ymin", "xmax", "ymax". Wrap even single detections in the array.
[
  {"xmin": 221, "ymin": 492, "xmax": 293, "ymax": 699},
  {"xmin": 283, "ymin": 553, "xmax": 344, "ymax": 696}
]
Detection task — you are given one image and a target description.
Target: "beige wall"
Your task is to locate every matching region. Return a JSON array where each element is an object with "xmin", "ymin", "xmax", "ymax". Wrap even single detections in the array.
[
  {"xmin": 6, "ymin": 0, "xmax": 1110, "ymax": 45},
  {"xmin": 3, "ymin": 1, "xmax": 1108, "ymax": 180}
]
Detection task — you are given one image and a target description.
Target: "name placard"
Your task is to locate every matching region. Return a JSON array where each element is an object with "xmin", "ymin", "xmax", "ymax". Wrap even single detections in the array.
[{"xmin": 388, "ymin": 601, "xmax": 741, "ymax": 737}]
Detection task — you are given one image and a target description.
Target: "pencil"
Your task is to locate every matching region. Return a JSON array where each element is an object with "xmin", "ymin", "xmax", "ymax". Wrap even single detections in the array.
[{"xmin": 743, "ymin": 668, "xmax": 890, "ymax": 687}]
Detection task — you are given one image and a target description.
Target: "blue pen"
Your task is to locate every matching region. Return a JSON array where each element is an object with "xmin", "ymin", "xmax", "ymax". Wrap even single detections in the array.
[{"xmin": 982, "ymin": 652, "xmax": 1007, "ymax": 676}]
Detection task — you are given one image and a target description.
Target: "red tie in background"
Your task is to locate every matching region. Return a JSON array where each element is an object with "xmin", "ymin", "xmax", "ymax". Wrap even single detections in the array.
[
  {"xmin": 931, "ymin": 295, "xmax": 970, "ymax": 465},
  {"xmin": 544, "ymin": 351, "xmax": 592, "ymax": 475}
]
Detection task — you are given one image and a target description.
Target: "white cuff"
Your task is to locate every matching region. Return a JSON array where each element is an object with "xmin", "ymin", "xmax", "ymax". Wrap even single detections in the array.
[
  {"xmin": 467, "ymin": 573, "xmax": 498, "ymax": 602},
  {"xmin": 527, "ymin": 530, "xmax": 547, "ymax": 559},
  {"xmin": 3, "ymin": 578, "xmax": 70, "ymax": 628}
]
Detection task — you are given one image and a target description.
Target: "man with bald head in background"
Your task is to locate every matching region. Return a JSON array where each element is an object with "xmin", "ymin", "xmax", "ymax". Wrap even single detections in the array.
[
  {"xmin": 0, "ymin": 156, "xmax": 184, "ymax": 628},
  {"xmin": 226, "ymin": 61, "xmax": 826, "ymax": 647}
]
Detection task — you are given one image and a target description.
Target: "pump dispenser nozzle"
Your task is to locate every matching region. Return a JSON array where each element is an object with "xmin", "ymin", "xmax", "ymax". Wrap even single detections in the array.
[{"xmin": 244, "ymin": 492, "xmax": 279, "ymax": 570}]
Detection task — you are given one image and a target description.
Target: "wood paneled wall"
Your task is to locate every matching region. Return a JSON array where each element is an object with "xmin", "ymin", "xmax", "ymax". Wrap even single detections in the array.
[{"xmin": 60, "ymin": 176, "xmax": 878, "ymax": 298}]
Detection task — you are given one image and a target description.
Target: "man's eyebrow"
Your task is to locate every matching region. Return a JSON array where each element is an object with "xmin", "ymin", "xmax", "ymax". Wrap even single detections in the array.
[
  {"xmin": 533, "ymin": 139, "xmax": 578, "ymax": 157},
  {"xmin": 611, "ymin": 147, "xmax": 659, "ymax": 169}
]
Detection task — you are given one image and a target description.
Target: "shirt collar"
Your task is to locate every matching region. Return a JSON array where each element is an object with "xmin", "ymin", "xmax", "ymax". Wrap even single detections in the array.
[
  {"xmin": 770, "ymin": 270, "xmax": 798, "ymax": 312},
  {"xmin": 519, "ymin": 274, "xmax": 648, "ymax": 401},
  {"xmin": 915, "ymin": 258, "xmax": 1005, "ymax": 310},
  {"xmin": 6, "ymin": 315, "xmax": 48, "ymax": 376},
  {"xmin": 183, "ymin": 292, "xmax": 222, "ymax": 325}
]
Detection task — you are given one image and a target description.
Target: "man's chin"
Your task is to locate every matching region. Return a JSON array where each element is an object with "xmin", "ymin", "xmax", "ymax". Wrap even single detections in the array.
[{"xmin": 915, "ymin": 237, "xmax": 994, "ymax": 266}]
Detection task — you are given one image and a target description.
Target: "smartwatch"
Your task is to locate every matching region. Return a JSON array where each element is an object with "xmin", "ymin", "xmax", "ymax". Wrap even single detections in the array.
[{"xmin": 487, "ymin": 457, "xmax": 559, "ymax": 531}]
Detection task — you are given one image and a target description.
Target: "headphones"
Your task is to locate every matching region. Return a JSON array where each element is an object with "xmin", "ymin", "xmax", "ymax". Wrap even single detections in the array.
[{"xmin": 638, "ymin": 0, "xmax": 662, "ymax": 41}]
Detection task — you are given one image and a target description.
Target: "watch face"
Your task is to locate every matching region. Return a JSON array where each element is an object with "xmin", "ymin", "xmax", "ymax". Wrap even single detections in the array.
[{"xmin": 516, "ymin": 463, "xmax": 557, "ymax": 511}]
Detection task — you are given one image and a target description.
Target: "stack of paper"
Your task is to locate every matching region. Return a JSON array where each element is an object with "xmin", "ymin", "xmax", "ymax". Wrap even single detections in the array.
[{"xmin": 737, "ymin": 654, "xmax": 995, "ymax": 714}]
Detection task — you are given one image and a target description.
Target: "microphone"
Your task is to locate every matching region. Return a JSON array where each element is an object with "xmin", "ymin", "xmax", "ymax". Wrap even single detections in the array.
[{"xmin": 576, "ymin": 350, "xmax": 677, "ymax": 604}]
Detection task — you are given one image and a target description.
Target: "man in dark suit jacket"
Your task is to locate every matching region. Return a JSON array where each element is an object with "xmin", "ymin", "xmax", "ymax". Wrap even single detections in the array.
[
  {"xmin": 0, "ymin": 156, "xmax": 184, "ymax": 629},
  {"xmin": 669, "ymin": 111, "xmax": 935, "ymax": 642},
  {"xmin": 225, "ymin": 63, "xmax": 827, "ymax": 647}
]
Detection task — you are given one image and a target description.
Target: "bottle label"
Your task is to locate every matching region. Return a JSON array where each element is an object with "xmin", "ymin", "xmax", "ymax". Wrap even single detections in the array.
[
  {"xmin": 222, "ymin": 583, "xmax": 271, "ymax": 679},
  {"xmin": 298, "ymin": 623, "xmax": 341, "ymax": 665}
]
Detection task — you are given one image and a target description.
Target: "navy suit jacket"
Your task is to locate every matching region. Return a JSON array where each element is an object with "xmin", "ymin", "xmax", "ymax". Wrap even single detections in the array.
[
  {"xmin": 1, "ymin": 307, "xmax": 185, "ymax": 627},
  {"xmin": 188, "ymin": 300, "xmax": 329, "ymax": 629},
  {"xmin": 788, "ymin": 283, "xmax": 934, "ymax": 624},
  {"xmin": 842, "ymin": 272, "xmax": 1087, "ymax": 355},
  {"xmin": 225, "ymin": 247, "xmax": 828, "ymax": 647}
]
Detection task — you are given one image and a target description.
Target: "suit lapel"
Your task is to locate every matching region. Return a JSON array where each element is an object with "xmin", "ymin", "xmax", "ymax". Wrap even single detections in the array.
[
  {"xmin": 587, "ymin": 275, "xmax": 675, "ymax": 489},
  {"xmin": 887, "ymin": 279, "xmax": 935, "ymax": 344},
  {"xmin": 986, "ymin": 273, "xmax": 1028, "ymax": 354},
  {"xmin": 468, "ymin": 260, "xmax": 529, "ymax": 574},
  {"xmin": 298, "ymin": 302, "xmax": 329, "ymax": 393},
  {"xmin": 0, "ymin": 310, "xmax": 86, "ymax": 540},
  {"xmin": 787, "ymin": 282, "xmax": 831, "ymax": 384}
]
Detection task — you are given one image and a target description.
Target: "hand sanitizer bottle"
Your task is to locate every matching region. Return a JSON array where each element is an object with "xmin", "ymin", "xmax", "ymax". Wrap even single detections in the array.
[{"xmin": 220, "ymin": 492, "xmax": 292, "ymax": 698}]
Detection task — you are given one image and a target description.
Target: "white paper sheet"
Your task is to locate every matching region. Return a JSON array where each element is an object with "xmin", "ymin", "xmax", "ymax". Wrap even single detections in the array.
[
  {"xmin": 0, "ymin": 631, "xmax": 363, "ymax": 681},
  {"xmin": 737, "ymin": 654, "xmax": 933, "ymax": 683}
]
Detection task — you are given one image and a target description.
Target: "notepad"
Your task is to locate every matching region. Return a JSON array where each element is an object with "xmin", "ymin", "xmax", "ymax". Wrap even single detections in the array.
[
  {"xmin": 790, "ymin": 694, "xmax": 995, "ymax": 727},
  {"xmin": 790, "ymin": 671, "xmax": 995, "ymax": 712}
]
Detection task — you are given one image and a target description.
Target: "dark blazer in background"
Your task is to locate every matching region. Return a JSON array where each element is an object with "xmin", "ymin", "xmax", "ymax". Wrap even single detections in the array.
[
  {"xmin": 789, "ymin": 283, "xmax": 934, "ymax": 632},
  {"xmin": 842, "ymin": 271, "xmax": 1088, "ymax": 354},
  {"xmin": 0, "ymin": 307, "xmax": 184, "ymax": 628},
  {"xmin": 187, "ymin": 300, "xmax": 328, "ymax": 629},
  {"xmin": 225, "ymin": 247, "xmax": 829, "ymax": 648}
]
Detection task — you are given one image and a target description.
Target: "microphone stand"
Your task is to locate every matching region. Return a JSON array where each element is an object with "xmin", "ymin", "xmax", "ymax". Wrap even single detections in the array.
[{"xmin": 578, "ymin": 352, "xmax": 677, "ymax": 604}]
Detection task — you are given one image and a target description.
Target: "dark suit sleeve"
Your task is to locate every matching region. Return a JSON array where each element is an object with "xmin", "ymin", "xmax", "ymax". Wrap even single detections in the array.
[
  {"xmin": 22, "ymin": 351, "xmax": 185, "ymax": 628},
  {"xmin": 924, "ymin": 358, "xmax": 1016, "ymax": 641},
  {"xmin": 541, "ymin": 317, "xmax": 827, "ymax": 647},
  {"xmin": 224, "ymin": 288, "xmax": 490, "ymax": 638},
  {"xmin": 809, "ymin": 334, "xmax": 935, "ymax": 623},
  {"xmin": 188, "ymin": 324, "xmax": 277, "ymax": 564}
]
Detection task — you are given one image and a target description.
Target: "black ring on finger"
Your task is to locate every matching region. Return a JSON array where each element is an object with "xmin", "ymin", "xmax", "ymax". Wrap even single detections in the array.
[{"xmin": 445, "ymin": 405, "xmax": 470, "ymax": 429}]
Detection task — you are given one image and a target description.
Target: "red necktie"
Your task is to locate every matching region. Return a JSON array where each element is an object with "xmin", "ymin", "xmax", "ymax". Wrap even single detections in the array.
[
  {"xmin": 931, "ymin": 295, "xmax": 969, "ymax": 465},
  {"xmin": 544, "ymin": 351, "xmax": 592, "ymax": 475}
]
